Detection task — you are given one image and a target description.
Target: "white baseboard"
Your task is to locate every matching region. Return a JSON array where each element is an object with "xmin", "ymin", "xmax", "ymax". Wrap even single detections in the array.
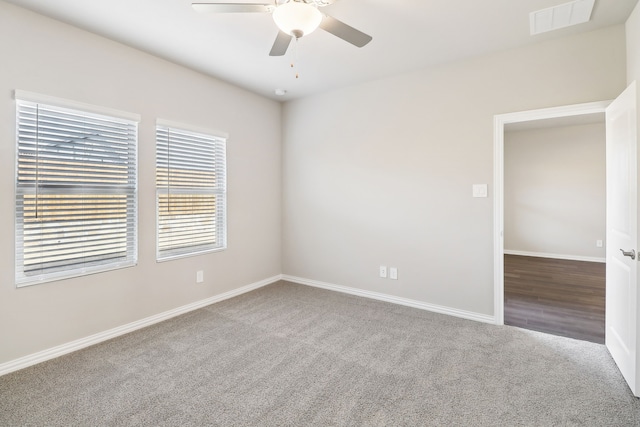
[
  {"xmin": 282, "ymin": 275, "xmax": 496, "ymax": 325},
  {"xmin": 1, "ymin": 274, "xmax": 497, "ymax": 376},
  {"xmin": 0, "ymin": 275, "xmax": 282, "ymax": 377},
  {"xmin": 504, "ymin": 250, "xmax": 605, "ymax": 263}
]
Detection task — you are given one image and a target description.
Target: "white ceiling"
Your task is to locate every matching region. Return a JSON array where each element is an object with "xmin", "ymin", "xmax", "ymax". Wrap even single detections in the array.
[{"xmin": 5, "ymin": 0, "xmax": 638, "ymax": 101}]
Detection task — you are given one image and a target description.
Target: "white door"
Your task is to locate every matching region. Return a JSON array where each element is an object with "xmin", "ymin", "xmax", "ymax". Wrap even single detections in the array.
[{"xmin": 606, "ymin": 81, "xmax": 639, "ymax": 396}]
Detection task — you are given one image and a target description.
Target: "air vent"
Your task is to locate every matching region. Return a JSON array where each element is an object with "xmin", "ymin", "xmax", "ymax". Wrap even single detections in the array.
[{"xmin": 530, "ymin": 0, "xmax": 595, "ymax": 35}]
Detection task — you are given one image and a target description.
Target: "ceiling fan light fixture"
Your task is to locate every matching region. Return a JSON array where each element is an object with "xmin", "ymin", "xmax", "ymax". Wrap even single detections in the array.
[{"xmin": 273, "ymin": 1, "xmax": 322, "ymax": 38}]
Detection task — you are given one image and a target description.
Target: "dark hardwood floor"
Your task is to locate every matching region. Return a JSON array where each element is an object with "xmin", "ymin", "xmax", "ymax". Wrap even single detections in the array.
[{"xmin": 504, "ymin": 254, "xmax": 605, "ymax": 344}]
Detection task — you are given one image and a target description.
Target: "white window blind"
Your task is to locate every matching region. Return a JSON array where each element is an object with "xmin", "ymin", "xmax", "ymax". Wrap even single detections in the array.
[
  {"xmin": 156, "ymin": 124, "xmax": 226, "ymax": 260},
  {"xmin": 15, "ymin": 99, "xmax": 138, "ymax": 287}
]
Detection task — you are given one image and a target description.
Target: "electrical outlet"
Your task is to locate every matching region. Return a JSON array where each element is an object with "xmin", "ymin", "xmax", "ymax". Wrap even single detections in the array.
[
  {"xmin": 596, "ymin": 240, "xmax": 603, "ymax": 248},
  {"xmin": 196, "ymin": 270, "xmax": 204, "ymax": 283},
  {"xmin": 389, "ymin": 267, "xmax": 398, "ymax": 280},
  {"xmin": 379, "ymin": 265, "xmax": 387, "ymax": 278}
]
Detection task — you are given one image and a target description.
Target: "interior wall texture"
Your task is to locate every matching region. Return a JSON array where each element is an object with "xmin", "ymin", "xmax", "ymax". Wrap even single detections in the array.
[
  {"xmin": 0, "ymin": 2, "xmax": 282, "ymax": 364},
  {"xmin": 628, "ymin": 1, "xmax": 640, "ymax": 86},
  {"xmin": 504, "ymin": 123, "xmax": 606, "ymax": 260},
  {"xmin": 282, "ymin": 25, "xmax": 627, "ymax": 317}
]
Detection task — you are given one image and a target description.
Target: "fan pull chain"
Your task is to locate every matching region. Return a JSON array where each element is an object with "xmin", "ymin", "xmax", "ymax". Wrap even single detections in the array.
[{"xmin": 290, "ymin": 36, "xmax": 299, "ymax": 79}]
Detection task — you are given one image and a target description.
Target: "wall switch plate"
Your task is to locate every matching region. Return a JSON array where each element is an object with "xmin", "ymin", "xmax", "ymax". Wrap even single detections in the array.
[
  {"xmin": 389, "ymin": 267, "xmax": 398, "ymax": 280},
  {"xmin": 473, "ymin": 184, "xmax": 488, "ymax": 198},
  {"xmin": 379, "ymin": 266, "xmax": 387, "ymax": 278},
  {"xmin": 596, "ymin": 240, "xmax": 603, "ymax": 248},
  {"xmin": 196, "ymin": 270, "xmax": 204, "ymax": 283}
]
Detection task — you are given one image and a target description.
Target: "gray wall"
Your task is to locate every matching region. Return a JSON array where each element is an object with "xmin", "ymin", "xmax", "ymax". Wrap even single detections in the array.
[
  {"xmin": 629, "ymin": 2, "xmax": 640, "ymax": 87},
  {"xmin": 282, "ymin": 25, "xmax": 627, "ymax": 316},
  {"xmin": 504, "ymin": 123, "xmax": 606, "ymax": 260},
  {"xmin": 0, "ymin": 2, "xmax": 282, "ymax": 364}
]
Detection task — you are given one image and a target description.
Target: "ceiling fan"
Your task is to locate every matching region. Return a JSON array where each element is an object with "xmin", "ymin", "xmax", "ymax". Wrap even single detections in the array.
[{"xmin": 192, "ymin": 0, "xmax": 373, "ymax": 56}]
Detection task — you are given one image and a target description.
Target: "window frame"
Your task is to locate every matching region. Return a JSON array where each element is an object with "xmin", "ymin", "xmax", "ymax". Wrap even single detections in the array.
[
  {"xmin": 14, "ymin": 91, "xmax": 140, "ymax": 287},
  {"xmin": 155, "ymin": 119, "xmax": 228, "ymax": 262}
]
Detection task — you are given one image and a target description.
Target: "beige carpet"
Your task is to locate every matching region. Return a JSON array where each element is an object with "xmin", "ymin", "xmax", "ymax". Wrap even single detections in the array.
[{"xmin": 1, "ymin": 281, "xmax": 638, "ymax": 426}]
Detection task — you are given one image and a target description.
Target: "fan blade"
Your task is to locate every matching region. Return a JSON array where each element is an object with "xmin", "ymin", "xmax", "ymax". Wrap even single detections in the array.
[
  {"xmin": 269, "ymin": 31, "xmax": 293, "ymax": 56},
  {"xmin": 192, "ymin": 3, "xmax": 273, "ymax": 13},
  {"xmin": 319, "ymin": 15, "xmax": 372, "ymax": 48}
]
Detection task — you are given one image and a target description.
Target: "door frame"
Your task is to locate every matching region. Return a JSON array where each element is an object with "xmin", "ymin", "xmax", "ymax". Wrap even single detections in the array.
[{"xmin": 493, "ymin": 100, "xmax": 611, "ymax": 325}]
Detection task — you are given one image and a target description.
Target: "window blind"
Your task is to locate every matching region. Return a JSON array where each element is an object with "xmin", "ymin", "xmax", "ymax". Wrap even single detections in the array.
[
  {"xmin": 15, "ymin": 100, "xmax": 138, "ymax": 286},
  {"xmin": 156, "ymin": 125, "xmax": 226, "ymax": 260}
]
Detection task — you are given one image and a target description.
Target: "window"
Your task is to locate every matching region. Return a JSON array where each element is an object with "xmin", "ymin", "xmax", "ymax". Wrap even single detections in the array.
[
  {"xmin": 15, "ymin": 93, "xmax": 138, "ymax": 287},
  {"xmin": 156, "ymin": 122, "xmax": 227, "ymax": 260}
]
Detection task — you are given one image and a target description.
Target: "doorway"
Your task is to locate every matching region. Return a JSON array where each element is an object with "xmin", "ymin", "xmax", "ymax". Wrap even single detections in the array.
[
  {"xmin": 493, "ymin": 101, "xmax": 611, "ymax": 329},
  {"xmin": 502, "ymin": 114, "xmax": 606, "ymax": 343},
  {"xmin": 494, "ymin": 84, "xmax": 639, "ymax": 396}
]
